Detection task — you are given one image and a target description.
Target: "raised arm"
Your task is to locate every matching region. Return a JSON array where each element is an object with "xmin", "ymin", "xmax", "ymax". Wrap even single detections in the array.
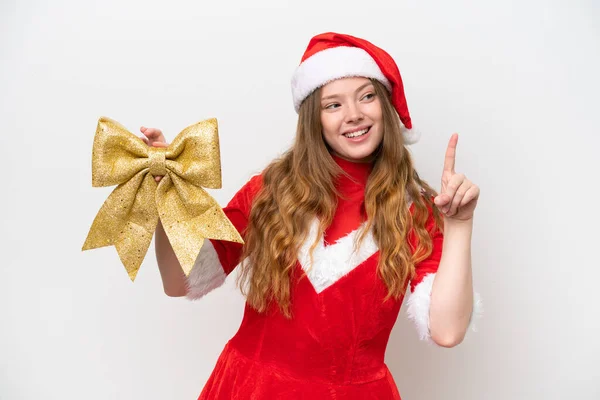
[
  {"xmin": 137, "ymin": 127, "xmax": 186, "ymax": 296},
  {"xmin": 406, "ymin": 134, "xmax": 483, "ymax": 347},
  {"xmin": 140, "ymin": 126, "xmax": 261, "ymax": 299}
]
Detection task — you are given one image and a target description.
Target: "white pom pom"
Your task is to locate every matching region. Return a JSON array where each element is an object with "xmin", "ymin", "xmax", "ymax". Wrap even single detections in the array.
[{"xmin": 402, "ymin": 127, "xmax": 421, "ymax": 145}]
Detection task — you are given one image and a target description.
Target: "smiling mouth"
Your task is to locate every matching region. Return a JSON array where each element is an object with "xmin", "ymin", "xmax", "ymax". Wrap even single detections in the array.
[{"xmin": 343, "ymin": 127, "xmax": 370, "ymax": 138}]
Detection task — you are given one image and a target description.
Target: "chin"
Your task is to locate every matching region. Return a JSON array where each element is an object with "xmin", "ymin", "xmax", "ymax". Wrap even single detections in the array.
[{"xmin": 338, "ymin": 136, "xmax": 381, "ymax": 160}]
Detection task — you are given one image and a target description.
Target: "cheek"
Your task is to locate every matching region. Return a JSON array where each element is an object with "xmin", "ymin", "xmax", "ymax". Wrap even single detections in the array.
[
  {"xmin": 366, "ymin": 101, "xmax": 383, "ymax": 122},
  {"xmin": 367, "ymin": 106, "xmax": 384, "ymax": 140},
  {"xmin": 373, "ymin": 127, "xmax": 384, "ymax": 146},
  {"xmin": 320, "ymin": 114, "xmax": 341, "ymax": 142},
  {"xmin": 368, "ymin": 117, "xmax": 384, "ymax": 144},
  {"xmin": 321, "ymin": 129, "xmax": 337, "ymax": 149}
]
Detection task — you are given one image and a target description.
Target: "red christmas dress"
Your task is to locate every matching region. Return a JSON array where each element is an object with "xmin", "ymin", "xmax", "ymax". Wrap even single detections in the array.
[{"xmin": 185, "ymin": 156, "xmax": 480, "ymax": 399}]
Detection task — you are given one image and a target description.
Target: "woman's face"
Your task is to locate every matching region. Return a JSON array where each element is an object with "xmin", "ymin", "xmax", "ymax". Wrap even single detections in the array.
[{"xmin": 320, "ymin": 77, "xmax": 384, "ymax": 162}]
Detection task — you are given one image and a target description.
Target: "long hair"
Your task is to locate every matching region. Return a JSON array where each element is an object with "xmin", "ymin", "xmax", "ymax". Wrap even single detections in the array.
[{"xmin": 237, "ymin": 79, "xmax": 443, "ymax": 318}]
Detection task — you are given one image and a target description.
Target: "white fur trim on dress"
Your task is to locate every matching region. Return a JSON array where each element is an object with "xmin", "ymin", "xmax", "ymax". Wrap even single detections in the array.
[
  {"xmin": 291, "ymin": 46, "xmax": 391, "ymax": 112},
  {"xmin": 298, "ymin": 219, "xmax": 379, "ymax": 293},
  {"xmin": 185, "ymin": 239, "xmax": 227, "ymax": 300},
  {"xmin": 406, "ymin": 273, "xmax": 483, "ymax": 344}
]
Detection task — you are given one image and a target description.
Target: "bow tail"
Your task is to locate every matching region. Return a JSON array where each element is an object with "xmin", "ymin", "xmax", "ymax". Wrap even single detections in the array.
[
  {"xmin": 83, "ymin": 171, "xmax": 160, "ymax": 281},
  {"xmin": 156, "ymin": 174, "xmax": 243, "ymax": 276}
]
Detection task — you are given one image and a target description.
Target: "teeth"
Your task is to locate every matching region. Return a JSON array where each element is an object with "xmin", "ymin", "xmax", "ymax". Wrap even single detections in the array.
[{"xmin": 343, "ymin": 128, "xmax": 369, "ymax": 138}]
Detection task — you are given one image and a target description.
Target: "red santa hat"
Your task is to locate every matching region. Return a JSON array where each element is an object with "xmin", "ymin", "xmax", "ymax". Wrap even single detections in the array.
[{"xmin": 291, "ymin": 32, "xmax": 420, "ymax": 145}]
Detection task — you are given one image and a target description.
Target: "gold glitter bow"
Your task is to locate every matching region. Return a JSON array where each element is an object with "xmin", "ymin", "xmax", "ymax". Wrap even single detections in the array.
[{"xmin": 82, "ymin": 117, "xmax": 243, "ymax": 281}]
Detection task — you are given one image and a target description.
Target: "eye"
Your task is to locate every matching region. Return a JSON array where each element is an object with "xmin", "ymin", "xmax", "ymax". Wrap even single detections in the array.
[
  {"xmin": 324, "ymin": 103, "xmax": 340, "ymax": 110},
  {"xmin": 361, "ymin": 93, "xmax": 376, "ymax": 101}
]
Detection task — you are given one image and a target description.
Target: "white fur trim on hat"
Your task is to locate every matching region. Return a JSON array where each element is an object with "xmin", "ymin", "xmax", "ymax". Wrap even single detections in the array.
[
  {"xmin": 291, "ymin": 46, "xmax": 391, "ymax": 112},
  {"xmin": 402, "ymin": 127, "xmax": 421, "ymax": 145}
]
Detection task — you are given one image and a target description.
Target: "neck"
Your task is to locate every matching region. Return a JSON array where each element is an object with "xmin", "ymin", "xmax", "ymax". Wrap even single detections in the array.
[{"xmin": 331, "ymin": 153, "xmax": 373, "ymax": 192}]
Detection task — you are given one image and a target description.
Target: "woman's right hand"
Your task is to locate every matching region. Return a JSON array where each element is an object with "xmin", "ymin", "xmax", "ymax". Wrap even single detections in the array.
[{"xmin": 140, "ymin": 126, "xmax": 168, "ymax": 182}]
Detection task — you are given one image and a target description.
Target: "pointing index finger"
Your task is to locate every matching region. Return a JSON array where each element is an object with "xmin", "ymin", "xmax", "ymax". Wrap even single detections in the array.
[{"xmin": 443, "ymin": 133, "xmax": 458, "ymax": 173}]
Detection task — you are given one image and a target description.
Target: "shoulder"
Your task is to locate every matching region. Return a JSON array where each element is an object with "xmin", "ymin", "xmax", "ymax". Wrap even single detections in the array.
[
  {"xmin": 226, "ymin": 173, "xmax": 264, "ymax": 211},
  {"xmin": 239, "ymin": 173, "xmax": 264, "ymax": 197}
]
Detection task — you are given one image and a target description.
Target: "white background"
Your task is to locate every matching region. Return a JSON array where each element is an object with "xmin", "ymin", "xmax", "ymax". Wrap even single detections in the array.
[{"xmin": 1, "ymin": 0, "xmax": 599, "ymax": 399}]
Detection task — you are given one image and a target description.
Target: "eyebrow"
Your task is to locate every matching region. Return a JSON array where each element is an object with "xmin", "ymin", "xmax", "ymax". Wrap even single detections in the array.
[{"xmin": 321, "ymin": 82, "xmax": 374, "ymax": 102}]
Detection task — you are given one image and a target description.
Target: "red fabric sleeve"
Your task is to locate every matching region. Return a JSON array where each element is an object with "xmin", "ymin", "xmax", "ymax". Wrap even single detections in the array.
[{"xmin": 209, "ymin": 174, "xmax": 263, "ymax": 275}]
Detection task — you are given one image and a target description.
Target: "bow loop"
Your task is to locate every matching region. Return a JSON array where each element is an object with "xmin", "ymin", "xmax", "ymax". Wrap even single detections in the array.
[
  {"xmin": 91, "ymin": 117, "xmax": 150, "ymax": 187},
  {"xmin": 164, "ymin": 118, "xmax": 222, "ymax": 189}
]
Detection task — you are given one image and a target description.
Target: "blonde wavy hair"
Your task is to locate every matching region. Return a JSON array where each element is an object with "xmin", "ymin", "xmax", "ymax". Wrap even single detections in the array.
[{"xmin": 237, "ymin": 79, "xmax": 443, "ymax": 318}]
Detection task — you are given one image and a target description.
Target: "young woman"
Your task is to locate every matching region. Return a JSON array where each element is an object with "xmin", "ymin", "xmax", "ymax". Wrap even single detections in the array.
[{"xmin": 141, "ymin": 32, "xmax": 482, "ymax": 400}]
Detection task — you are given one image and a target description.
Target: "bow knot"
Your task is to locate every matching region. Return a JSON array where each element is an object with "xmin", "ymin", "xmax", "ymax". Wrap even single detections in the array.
[
  {"xmin": 82, "ymin": 116, "xmax": 243, "ymax": 281},
  {"xmin": 148, "ymin": 147, "xmax": 167, "ymax": 176}
]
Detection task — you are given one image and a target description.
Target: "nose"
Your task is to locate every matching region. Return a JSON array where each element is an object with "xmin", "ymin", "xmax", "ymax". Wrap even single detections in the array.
[{"xmin": 345, "ymin": 102, "xmax": 364, "ymax": 123}]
